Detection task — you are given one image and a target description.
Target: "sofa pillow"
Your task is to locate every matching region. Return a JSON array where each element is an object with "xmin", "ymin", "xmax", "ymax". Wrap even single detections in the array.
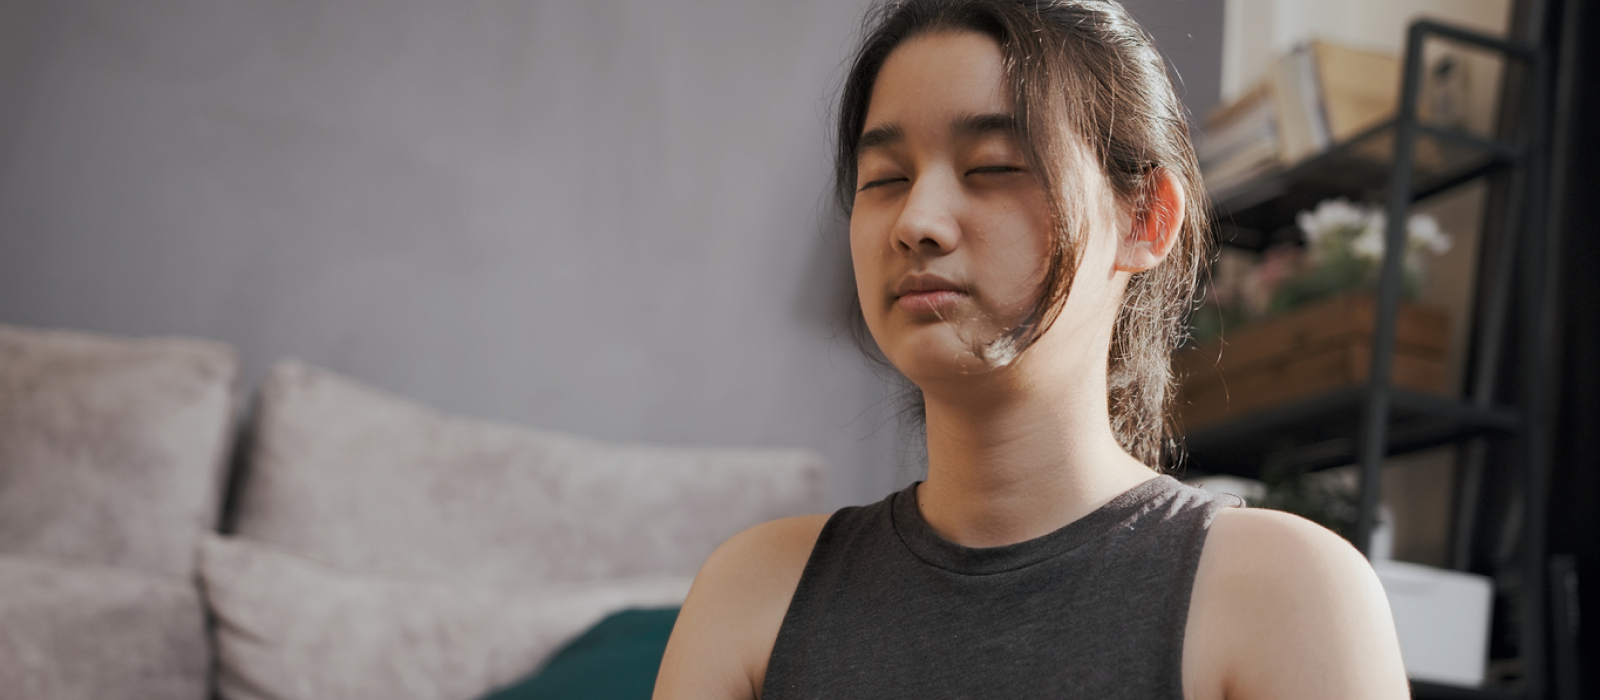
[
  {"xmin": 199, "ymin": 533, "xmax": 693, "ymax": 700},
  {"xmin": 0, "ymin": 324, "xmax": 237, "ymax": 577},
  {"xmin": 229, "ymin": 360, "xmax": 826, "ymax": 589},
  {"xmin": 0, "ymin": 553, "xmax": 210, "ymax": 700}
]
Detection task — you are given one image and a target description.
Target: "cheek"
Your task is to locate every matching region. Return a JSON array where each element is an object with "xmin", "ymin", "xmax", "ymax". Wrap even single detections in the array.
[
  {"xmin": 982, "ymin": 202, "xmax": 1054, "ymax": 313},
  {"xmin": 848, "ymin": 219, "xmax": 886, "ymax": 325}
]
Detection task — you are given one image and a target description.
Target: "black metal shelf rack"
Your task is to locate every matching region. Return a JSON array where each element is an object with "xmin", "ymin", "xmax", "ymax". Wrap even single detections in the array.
[
  {"xmin": 1211, "ymin": 118, "xmax": 1514, "ymax": 250},
  {"xmin": 1186, "ymin": 16, "xmax": 1558, "ymax": 700},
  {"xmin": 1184, "ymin": 388, "xmax": 1520, "ymax": 477}
]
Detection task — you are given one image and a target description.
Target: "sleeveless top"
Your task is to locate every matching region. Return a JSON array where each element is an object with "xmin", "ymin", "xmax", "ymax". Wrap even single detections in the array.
[{"xmin": 761, "ymin": 475, "xmax": 1242, "ymax": 700}]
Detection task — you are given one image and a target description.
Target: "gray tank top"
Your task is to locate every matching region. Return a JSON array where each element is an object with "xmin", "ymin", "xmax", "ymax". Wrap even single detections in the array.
[{"xmin": 761, "ymin": 475, "xmax": 1242, "ymax": 700}]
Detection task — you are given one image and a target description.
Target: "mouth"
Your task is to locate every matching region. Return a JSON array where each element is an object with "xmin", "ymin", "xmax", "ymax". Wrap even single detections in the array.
[{"xmin": 893, "ymin": 274, "xmax": 967, "ymax": 315}]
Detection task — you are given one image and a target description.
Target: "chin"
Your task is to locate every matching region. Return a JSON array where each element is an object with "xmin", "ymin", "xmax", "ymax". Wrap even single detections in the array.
[{"xmin": 886, "ymin": 327, "xmax": 1008, "ymax": 383}]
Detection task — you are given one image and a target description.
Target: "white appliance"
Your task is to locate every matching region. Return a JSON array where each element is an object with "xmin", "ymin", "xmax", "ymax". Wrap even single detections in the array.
[{"xmin": 1372, "ymin": 559, "xmax": 1495, "ymax": 687}]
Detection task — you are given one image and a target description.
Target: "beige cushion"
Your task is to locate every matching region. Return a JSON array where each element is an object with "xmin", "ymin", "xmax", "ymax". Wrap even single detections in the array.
[
  {"xmin": 0, "ymin": 324, "xmax": 237, "ymax": 578},
  {"xmin": 229, "ymin": 360, "xmax": 827, "ymax": 588},
  {"xmin": 199, "ymin": 534, "xmax": 692, "ymax": 700},
  {"xmin": 0, "ymin": 553, "xmax": 210, "ymax": 700}
]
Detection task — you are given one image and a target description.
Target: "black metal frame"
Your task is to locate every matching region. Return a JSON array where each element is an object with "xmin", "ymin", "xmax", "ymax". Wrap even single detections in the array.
[
  {"xmin": 1359, "ymin": 24, "xmax": 1552, "ymax": 698},
  {"xmin": 1192, "ymin": 16, "xmax": 1559, "ymax": 700},
  {"xmin": 1353, "ymin": 17, "xmax": 1541, "ymax": 561}
]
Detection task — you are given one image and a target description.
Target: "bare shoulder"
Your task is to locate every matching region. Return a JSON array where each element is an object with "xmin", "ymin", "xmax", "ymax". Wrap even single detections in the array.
[
  {"xmin": 653, "ymin": 514, "xmax": 831, "ymax": 700},
  {"xmin": 1182, "ymin": 507, "xmax": 1410, "ymax": 700}
]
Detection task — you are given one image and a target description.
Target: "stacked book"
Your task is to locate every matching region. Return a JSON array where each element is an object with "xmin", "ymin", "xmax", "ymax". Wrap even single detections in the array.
[{"xmin": 1199, "ymin": 41, "xmax": 1401, "ymax": 201}]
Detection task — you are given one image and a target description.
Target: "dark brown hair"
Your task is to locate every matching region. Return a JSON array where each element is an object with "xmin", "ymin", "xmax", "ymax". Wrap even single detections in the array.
[{"xmin": 836, "ymin": 0, "xmax": 1210, "ymax": 469}]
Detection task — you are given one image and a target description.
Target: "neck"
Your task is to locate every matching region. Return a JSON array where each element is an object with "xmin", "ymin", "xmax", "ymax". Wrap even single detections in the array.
[{"xmin": 914, "ymin": 355, "xmax": 1157, "ymax": 548}]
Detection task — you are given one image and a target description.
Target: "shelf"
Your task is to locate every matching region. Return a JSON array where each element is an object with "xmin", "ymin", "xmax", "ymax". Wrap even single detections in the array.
[
  {"xmin": 1412, "ymin": 680, "xmax": 1522, "ymax": 699},
  {"xmin": 1188, "ymin": 18, "xmax": 1557, "ymax": 695},
  {"xmin": 1209, "ymin": 120, "xmax": 1516, "ymax": 249},
  {"xmin": 1179, "ymin": 387, "xmax": 1520, "ymax": 477}
]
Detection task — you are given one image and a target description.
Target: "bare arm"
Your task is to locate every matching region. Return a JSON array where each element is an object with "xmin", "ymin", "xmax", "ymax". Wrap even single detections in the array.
[
  {"xmin": 653, "ymin": 514, "xmax": 829, "ymax": 700},
  {"xmin": 1184, "ymin": 507, "xmax": 1411, "ymax": 700}
]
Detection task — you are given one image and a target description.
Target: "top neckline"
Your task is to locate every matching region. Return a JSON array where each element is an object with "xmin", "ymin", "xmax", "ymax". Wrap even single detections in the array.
[{"xmin": 889, "ymin": 475, "xmax": 1181, "ymax": 576}]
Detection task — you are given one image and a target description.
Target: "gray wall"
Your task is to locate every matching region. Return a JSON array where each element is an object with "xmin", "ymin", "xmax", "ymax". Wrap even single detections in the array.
[
  {"xmin": 0, "ymin": 0, "xmax": 1220, "ymax": 508},
  {"xmin": 1124, "ymin": 0, "xmax": 1226, "ymax": 123}
]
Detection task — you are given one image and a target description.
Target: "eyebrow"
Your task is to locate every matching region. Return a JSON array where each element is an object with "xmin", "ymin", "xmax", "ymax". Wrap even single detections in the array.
[
  {"xmin": 856, "ymin": 124, "xmax": 905, "ymax": 154},
  {"xmin": 855, "ymin": 112, "xmax": 1019, "ymax": 155},
  {"xmin": 953, "ymin": 112, "xmax": 1018, "ymax": 139}
]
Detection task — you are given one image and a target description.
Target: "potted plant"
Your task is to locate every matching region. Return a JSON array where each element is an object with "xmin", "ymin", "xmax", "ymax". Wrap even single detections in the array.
[{"xmin": 1178, "ymin": 198, "xmax": 1455, "ymax": 430}]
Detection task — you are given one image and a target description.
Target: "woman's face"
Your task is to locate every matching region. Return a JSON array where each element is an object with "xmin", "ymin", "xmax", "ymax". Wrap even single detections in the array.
[{"xmin": 850, "ymin": 31, "xmax": 1125, "ymax": 386}]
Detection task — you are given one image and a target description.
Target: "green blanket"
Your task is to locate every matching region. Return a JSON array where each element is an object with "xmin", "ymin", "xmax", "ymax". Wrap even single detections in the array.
[{"xmin": 478, "ymin": 607, "xmax": 680, "ymax": 700}]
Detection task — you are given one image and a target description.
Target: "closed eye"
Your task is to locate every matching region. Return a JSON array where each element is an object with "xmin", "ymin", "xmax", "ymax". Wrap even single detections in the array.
[
  {"xmin": 857, "ymin": 176, "xmax": 907, "ymax": 192},
  {"xmin": 967, "ymin": 165, "xmax": 1026, "ymax": 176}
]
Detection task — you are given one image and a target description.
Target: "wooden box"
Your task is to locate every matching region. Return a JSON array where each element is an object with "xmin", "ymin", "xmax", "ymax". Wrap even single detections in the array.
[{"xmin": 1176, "ymin": 292, "xmax": 1451, "ymax": 431}]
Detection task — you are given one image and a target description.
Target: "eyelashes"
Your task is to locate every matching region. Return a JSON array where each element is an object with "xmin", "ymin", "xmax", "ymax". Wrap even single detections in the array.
[
  {"xmin": 967, "ymin": 165, "xmax": 1025, "ymax": 175},
  {"xmin": 857, "ymin": 176, "xmax": 906, "ymax": 192}
]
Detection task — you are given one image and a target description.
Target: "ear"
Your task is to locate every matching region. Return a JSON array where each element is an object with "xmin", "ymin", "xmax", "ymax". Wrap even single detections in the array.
[{"xmin": 1114, "ymin": 169, "xmax": 1185, "ymax": 273}]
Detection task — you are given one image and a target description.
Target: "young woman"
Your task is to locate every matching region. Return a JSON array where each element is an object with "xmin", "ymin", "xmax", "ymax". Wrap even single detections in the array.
[{"xmin": 656, "ymin": 1, "xmax": 1409, "ymax": 698}]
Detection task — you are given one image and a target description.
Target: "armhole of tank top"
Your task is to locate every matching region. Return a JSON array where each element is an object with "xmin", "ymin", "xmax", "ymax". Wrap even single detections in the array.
[{"xmin": 759, "ymin": 505, "xmax": 854, "ymax": 699}]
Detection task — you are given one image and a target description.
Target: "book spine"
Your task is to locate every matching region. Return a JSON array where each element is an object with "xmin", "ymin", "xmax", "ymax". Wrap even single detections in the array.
[
  {"xmin": 1271, "ymin": 45, "xmax": 1317, "ymax": 165},
  {"xmin": 1299, "ymin": 46, "xmax": 1332, "ymax": 152}
]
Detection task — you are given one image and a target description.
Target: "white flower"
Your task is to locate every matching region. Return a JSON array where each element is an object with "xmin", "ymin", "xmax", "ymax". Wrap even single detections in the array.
[
  {"xmin": 1296, "ymin": 198, "xmax": 1369, "ymax": 246},
  {"xmin": 1407, "ymin": 214, "xmax": 1453, "ymax": 255},
  {"xmin": 1293, "ymin": 195, "xmax": 1452, "ymax": 301},
  {"xmin": 1351, "ymin": 223, "xmax": 1385, "ymax": 261}
]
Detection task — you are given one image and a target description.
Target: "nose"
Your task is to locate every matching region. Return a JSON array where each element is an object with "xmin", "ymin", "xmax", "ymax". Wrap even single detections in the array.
[{"xmin": 892, "ymin": 170, "xmax": 962, "ymax": 255}]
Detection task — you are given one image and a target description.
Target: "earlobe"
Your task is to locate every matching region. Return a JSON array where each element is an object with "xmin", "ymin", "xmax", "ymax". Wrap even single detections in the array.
[{"xmin": 1114, "ymin": 170, "xmax": 1185, "ymax": 273}]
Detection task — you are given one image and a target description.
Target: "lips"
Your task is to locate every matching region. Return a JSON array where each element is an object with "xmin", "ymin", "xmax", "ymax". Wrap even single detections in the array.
[
  {"xmin": 894, "ymin": 274, "xmax": 964, "ymax": 297},
  {"xmin": 893, "ymin": 274, "xmax": 967, "ymax": 314}
]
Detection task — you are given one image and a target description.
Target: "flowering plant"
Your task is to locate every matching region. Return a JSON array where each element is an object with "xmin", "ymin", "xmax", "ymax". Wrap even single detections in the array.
[
  {"xmin": 1191, "ymin": 198, "xmax": 1452, "ymax": 341},
  {"xmin": 1275, "ymin": 197, "xmax": 1453, "ymax": 309}
]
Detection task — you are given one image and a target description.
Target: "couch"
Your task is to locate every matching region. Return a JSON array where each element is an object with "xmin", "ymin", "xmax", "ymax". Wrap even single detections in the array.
[{"xmin": 0, "ymin": 323, "xmax": 828, "ymax": 700}]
